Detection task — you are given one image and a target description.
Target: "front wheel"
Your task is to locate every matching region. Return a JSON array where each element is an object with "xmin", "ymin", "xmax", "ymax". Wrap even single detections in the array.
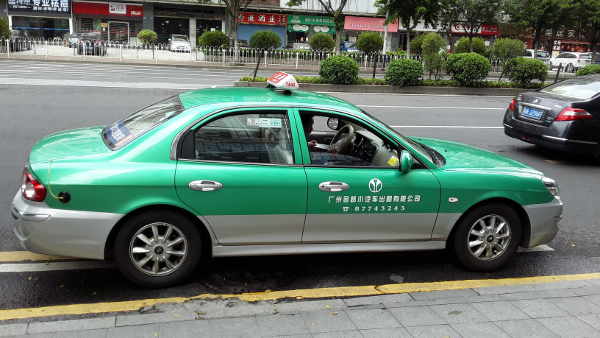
[
  {"xmin": 453, "ymin": 203, "xmax": 521, "ymax": 272},
  {"xmin": 566, "ymin": 64, "xmax": 574, "ymax": 73},
  {"xmin": 114, "ymin": 210, "xmax": 202, "ymax": 288}
]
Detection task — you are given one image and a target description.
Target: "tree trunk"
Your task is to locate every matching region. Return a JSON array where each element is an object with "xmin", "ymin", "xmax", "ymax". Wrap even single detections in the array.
[
  {"xmin": 592, "ymin": 38, "xmax": 598, "ymax": 65},
  {"xmin": 372, "ymin": 57, "xmax": 377, "ymax": 78},
  {"xmin": 469, "ymin": 35, "xmax": 473, "ymax": 53},
  {"xmin": 335, "ymin": 27, "xmax": 342, "ymax": 54},
  {"xmin": 406, "ymin": 28, "xmax": 412, "ymax": 56}
]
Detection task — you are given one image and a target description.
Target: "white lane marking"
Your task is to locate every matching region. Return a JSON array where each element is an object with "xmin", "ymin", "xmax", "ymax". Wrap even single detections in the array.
[
  {"xmin": 0, "ymin": 78, "xmax": 208, "ymax": 89},
  {"xmin": 0, "ymin": 261, "xmax": 116, "ymax": 273},
  {"xmin": 391, "ymin": 126, "xmax": 503, "ymax": 129},
  {"xmin": 518, "ymin": 245, "xmax": 555, "ymax": 252},
  {"xmin": 358, "ymin": 105, "xmax": 505, "ymax": 110}
]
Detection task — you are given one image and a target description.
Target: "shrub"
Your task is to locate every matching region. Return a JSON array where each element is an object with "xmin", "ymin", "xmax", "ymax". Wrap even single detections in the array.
[
  {"xmin": 506, "ymin": 57, "xmax": 548, "ymax": 84},
  {"xmin": 137, "ymin": 30, "xmax": 158, "ymax": 44},
  {"xmin": 576, "ymin": 64, "xmax": 600, "ymax": 76},
  {"xmin": 492, "ymin": 38, "xmax": 525, "ymax": 79},
  {"xmin": 249, "ymin": 30, "xmax": 281, "ymax": 50},
  {"xmin": 198, "ymin": 30, "xmax": 229, "ymax": 47},
  {"xmin": 445, "ymin": 53, "xmax": 492, "ymax": 85},
  {"xmin": 0, "ymin": 17, "xmax": 10, "ymax": 40},
  {"xmin": 385, "ymin": 58, "xmax": 424, "ymax": 86},
  {"xmin": 356, "ymin": 31, "xmax": 384, "ymax": 54},
  {"xmin": 422, "ymin": 33, "xmax": 447, "ymax": 79},
  {"xmin": 409, "ymin": 34, "xmax": 425, "ymax": 55},
  {"xmin": 319, "ymin": 55, "xmax": 360, "ymax": 84},
  {"xmin": 455, "ymin": 37, "xmax": 486, "ymax": 55},
  {"xmin": 387, "ymin": 50, "xmax": 407, "ymax": 58},
  {"xmin": 309, "ymin": 32, "xmax": 335, "ymax": 51}
]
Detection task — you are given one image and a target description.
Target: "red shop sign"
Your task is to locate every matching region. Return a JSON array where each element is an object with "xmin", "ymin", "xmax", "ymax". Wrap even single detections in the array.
[
  {"xmin": 73, "ymin": 2, "xmax": 143, "ymax": 17},
  {"xmin": 238, "ymin": 12, "xmax": 287, "ymax": 25}
]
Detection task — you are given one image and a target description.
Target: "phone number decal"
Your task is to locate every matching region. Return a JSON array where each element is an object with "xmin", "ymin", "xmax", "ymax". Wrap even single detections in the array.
[{"xmin": 342, "ymin": 205, "xmax": 405, "ymax": 212}]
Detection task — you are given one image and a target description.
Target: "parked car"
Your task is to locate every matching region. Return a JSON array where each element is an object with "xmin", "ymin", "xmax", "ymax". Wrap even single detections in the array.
[
  {"xmin": 523, "ymin": 49, "xmax": 551, "ymax": 67},
  {"xmin": 550, "ymin": 52, "xmax": 591, "ymax": 72},
  {"xmin": 340, "ymin": 41, "xmax": 359, "ymax": 52},
  {"xmin": 76, "ymin": 33, "xmax": 105, "ymax": 56},
  {"xmin": 229, "ymin": 38, "xmax": 249, "ymax": 48},
  {"xmin": 503, "ymin": 75, "xmax": 600, "ymax": 162},
  {"xmin": 283, "ymin": 42, "xmax": 310, "ymax": 50},
  {"xmin": 169, "ymin": 34, "xmax": 191, "ymax": 52},
  {"xmin": 12, "ymin": 73, "xmax": 562, "ymax": 287},
  {"xmin": 583, "ymin": 52, "xmax": 600, "ymax": 65}
]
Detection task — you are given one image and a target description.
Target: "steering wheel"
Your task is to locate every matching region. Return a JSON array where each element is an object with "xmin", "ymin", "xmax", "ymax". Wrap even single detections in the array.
[{"xmin": 329, "ymin": 125, "xmax": 354, "ymax": 154}]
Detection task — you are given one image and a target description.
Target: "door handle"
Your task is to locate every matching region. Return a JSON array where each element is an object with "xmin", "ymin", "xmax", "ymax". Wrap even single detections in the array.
[
  {"xmin": 189, "ymin": 180, "xmax": 223, "ymax": 192},
  {"xmin": 319, "ymin": 181, "xmax": 349, "ymax": 192}
]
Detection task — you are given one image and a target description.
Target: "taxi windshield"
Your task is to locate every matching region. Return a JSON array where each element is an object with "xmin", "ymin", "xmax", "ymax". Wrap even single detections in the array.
[
  {"xmin": 103, "ymin": 96, "xmax": 184, "ymax": 149},
  {"xmin": 172, "ymin": 36, "xmax": 189, "ymax": 42}
]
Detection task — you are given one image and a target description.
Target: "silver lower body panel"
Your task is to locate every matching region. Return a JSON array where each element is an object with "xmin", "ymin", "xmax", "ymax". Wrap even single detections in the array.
[
  {"xmin": 523, "ymin": 197, "xmax": 562, "ymax": 247},
  {"xmin": 11, "ymin": 192, "xmax": 122, "ymax": 260}
]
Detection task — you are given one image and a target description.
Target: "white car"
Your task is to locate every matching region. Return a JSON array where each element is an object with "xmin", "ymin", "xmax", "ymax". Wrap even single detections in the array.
[
  {"xmin": 550, "ymin": 52, "xmax": 591, "ymax": 72},
  {"xmin": 523, "ymin": 49, "xmax": 551, "ymax": 67},
  {"xmin": 169, "ymin": 34, "xmax": 191, "ymax": 53}
]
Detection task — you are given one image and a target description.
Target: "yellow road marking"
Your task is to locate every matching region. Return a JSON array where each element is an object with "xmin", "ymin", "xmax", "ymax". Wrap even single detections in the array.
[
  {"xmin": 0, "ymin": 251, "xmax": 74, "ymax": 263},
  {"xmin": 545, "ymin": 160, "xmax": 573, "ymax": 164},
  {"xmin": 0, "ymin": 272, "xmax": 598, "ymax": 321}
]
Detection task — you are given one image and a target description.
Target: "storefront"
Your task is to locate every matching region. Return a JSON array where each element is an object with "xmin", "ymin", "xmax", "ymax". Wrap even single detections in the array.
[
  {"xmin": 153, "ymin": 5, "xmax": 225, "ymax": 45},
  {"xmin": 237, "ymin": 12, "xmax": 287, "ymax": 48},
  {"xmin": 343, "ymin": 16, "xmax": 398, "ymax": 49},
  {"xmin": 450, "ymin": 23, "xmax": 499, "ymax": 47},
  {"xmin": 73, "ymin": 1, "xmax": 142, "ymax": 43},
  {"xmin": 287, "ymin": 15, "xmax": 334, "ymax": 44},
  {"xmin": 7, "ymin": 0, "xmax": 71, "ymax": 39}
]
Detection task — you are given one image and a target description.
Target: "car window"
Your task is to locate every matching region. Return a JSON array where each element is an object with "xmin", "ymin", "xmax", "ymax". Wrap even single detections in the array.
[
  {"xmin": 580, "ymin": 54, "xmax": 592, "ymax": 59},
  {"xmin": 192, "ymin": 112, "xmax": 295, "ymax": 165},
  {"xmin": 524, "ymin": 51, "xmax": 532, "ymax": 57},
  {"xmin": 537, "ymin": 51, "xmax": 549, "ymax": 58},
  {"xmin": 569, "ymin": 54, "xmax": 577, "ymax": 58},
  {"xmin": 172, "ymin": 36, "xmax": 189, "ymax": 42},
  {"xmin": 540, "ymin": 78, "xmax": 600, "ymax": 99},
  {"xmin": 103, "ymin": 96, "xmax": 184, "ymax": 149},
  {"xmin": 345, "ymin": 42, "xmax": 356, "ymax": 48}
]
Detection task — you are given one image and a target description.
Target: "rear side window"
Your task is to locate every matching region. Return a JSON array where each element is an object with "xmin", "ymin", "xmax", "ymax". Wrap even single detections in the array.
[
  {"xmin": 540, "ymin": 78, "xmax": 600, "ymax": 99},
  {"xmin": 103, "ymin": 96, "xmax": 184, "ymax": 149},
  {"xmin": 580, "ymin": 54, "xmax": 592, "ymax": 59}
]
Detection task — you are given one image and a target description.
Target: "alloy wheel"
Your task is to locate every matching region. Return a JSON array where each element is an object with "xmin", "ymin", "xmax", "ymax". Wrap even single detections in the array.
[
  {"xmin": 129, "ymin": 222, "xmax": 188, "ymax": 276},
  {"xmin": 466, "ymin": 214, "xmax": 511, "ymax": 261}
]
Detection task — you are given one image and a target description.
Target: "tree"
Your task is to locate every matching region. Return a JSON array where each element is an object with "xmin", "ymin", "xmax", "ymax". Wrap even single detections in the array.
[
  {"xmin": 137, "ymin": 30, "xmax": 158, "ymax": 44},
  {"xmin": 505, "ymin": 0, "xmax": 564, "ymax": 62},
  {"xmin": 309, "ymin": 32, "xmax": 335, "ymax": 51},
  {"xmin": 455, "ymin": 36, "xmax": 486, "ymax": 54},
  {"xmin": 422, "ymin": 32, "xmax": 446, "ymax": 79},
  {"xmin": 198, "ymin": 30, "xmax": 230, "ymax": 47},
  {"xmin": 0, "ymin": 17, "xmax": 10, "ymax": 42},
  {"xmin": 356, "ymin": 31, "xmax": 384, "ymax": 78},
  {"xmin": 248, "ymin": 30, "xmax": 281, "ymax": 50},
  {"xmin": 444, "ymin": 0, "xmax": 503, "ymax": 53},
  {"xmin": 286, "ymin": 0, "xmax": 349, "ymax": 53},
  {"xmin": 492, "ymin": 38, "xmax": 525, "ymax": 80},
  {"xmin": 563, "ymin": 0, "xmax": 600, "ymax": 64},
  {"xmin": 199, "ymin": 0, "xmax": 263, "ymax": 50},
  {"xmin": 376, "ymin": 0, "xmax": 444, "ymax": 56}
]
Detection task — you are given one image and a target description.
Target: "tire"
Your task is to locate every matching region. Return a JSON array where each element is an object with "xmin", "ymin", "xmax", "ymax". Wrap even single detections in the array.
[
  {"xmin": 548, "ymin": 62, "xmax": 553, "ymax": 71},
  {"xmin": 453, "ymin": 203, "xmax": 521, "ymax": 272},
  {"xmin": 114, "ymin": 210, "xmax": 202, "ymax": 288},
  {"xmin": 566, "ymin": 64, "xmax": 574, "ymax": 73}
]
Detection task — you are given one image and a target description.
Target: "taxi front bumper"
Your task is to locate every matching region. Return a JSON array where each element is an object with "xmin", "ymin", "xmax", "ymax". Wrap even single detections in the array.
[
  {"xmin": 523, "ymin": 197, "xmax": 563, "ymax": 248},
  {"xmin": 11, "ymin": 192, "xmax": 121, "ymax": 260}
]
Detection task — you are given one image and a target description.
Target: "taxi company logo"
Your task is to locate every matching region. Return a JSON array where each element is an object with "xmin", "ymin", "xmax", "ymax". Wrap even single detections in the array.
[{"xmin": 368, "ymin": 178, "xmax": 382, "ymax": 193}]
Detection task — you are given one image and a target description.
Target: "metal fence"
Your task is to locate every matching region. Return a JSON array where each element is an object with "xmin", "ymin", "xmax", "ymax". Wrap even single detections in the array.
[{"xmin": 2, "ymin": 38, "xmax": 509, "ymax": 74}]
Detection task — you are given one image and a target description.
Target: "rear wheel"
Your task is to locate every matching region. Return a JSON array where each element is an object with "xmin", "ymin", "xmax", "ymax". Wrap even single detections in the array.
[
  {"xmin": 566, "ymin": 64, "xmax": 574, "ymax": 73},
  {"xmin": 115, "ymin": 210, "xmax": 202, "ymax": 288},
  {"xmin": 453, "ymin": 203, "xmax": 521, "ymax": 272}
]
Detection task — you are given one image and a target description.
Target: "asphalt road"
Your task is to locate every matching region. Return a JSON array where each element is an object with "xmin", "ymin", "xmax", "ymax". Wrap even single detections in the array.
[{"xmin": 0, "ymin": 59, "xmax": 598, "ymax": 313}]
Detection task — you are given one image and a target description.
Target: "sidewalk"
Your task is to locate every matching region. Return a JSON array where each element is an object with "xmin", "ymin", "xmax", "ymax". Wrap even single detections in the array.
[{"xmin": 1, "ymin": 276, "xmax": 599, "ymax": 338}]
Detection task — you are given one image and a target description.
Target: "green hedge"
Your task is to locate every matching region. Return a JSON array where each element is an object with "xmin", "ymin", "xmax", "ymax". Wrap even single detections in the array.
[
  {"xmin": 198, "ymin": 30, "xmax": 229, "ymax": 47},
  {"xmin": 385, "ymin": 58, "xmax": 424, "ymax": 86},
  {"xmin": 445, "ymin": 53, "xmax": 492, "ymax": 85},
  {"xmin": 455, "ymin": 37, "xmax": 486, "ymax": 55},
  {"xmin": 319, "ymin": 55, "xmax": 360, "ymax": 84},
  {"xmin": 576, "ymin": 64, "xmax": 600, "ymax": 76},
  {"xmin": 506, "ymin": 58, "xmax": 548, "ymax": 85}
]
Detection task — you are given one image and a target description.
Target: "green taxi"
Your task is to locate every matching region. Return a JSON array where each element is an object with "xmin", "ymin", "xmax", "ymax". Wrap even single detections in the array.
[{"xmin": 12, "ymin": 78, "xmax": 562, "ymax": 287}]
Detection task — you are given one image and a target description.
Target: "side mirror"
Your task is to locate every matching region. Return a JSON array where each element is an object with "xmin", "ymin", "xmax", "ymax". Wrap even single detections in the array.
[
  {"xmin": 327, "ymin": 117, "xmax": 339, "ymax": 130},
  {"xmin": 400, "ymin": 150, "xmax": 414, "ymax": 173}
]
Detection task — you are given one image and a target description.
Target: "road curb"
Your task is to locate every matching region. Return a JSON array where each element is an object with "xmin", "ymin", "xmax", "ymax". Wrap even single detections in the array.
[{"xmin": 234, "ymin": 81, "xmax": 530, "ymax": 96}]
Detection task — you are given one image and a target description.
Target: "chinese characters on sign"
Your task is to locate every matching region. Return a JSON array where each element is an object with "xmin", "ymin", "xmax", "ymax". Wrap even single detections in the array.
[
  {"xmin": 238, "ymin": 12, "xmax": 287, "ymax": 26},
  {"xmin": 328, "ymin": 195, "xmax": 421, "ymax": 213},
  {"xmin": 288, "ymin": 15, "xmax": 334, "ymax": 26},
  {"xmin": 450, "ymin": 23, "xmax": 498, "ymax": 35},
  {"xmin": 8, "ymin": 0, "xmax": 71, "ymax": 13},
  {"xmin": 109, "ymin": 2, "xmax": 126, "ymax": 14}
]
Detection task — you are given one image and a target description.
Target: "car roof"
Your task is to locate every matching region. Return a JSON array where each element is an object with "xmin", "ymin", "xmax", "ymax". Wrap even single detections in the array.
[{"xmin": 178, "ymin": 87, "xmax": 361, "ymax": 113}]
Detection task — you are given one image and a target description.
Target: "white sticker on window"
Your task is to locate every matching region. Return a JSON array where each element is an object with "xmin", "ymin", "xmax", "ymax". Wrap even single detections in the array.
[
  {"xmin": 259, "ymin": 118, "xmax": 282, "ymax": 128},
  {"xmin": 247, "ymin": 118, "xmax": 260, "ymax": 126}
]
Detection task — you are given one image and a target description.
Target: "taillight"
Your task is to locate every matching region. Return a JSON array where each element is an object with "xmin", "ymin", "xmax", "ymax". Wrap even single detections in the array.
[
  {"xmin": 20, "ymin": 167, "xmax": 46, "ymax": 202},
  {"xmin": 509, "ymin": 98, "xmax": 516, "ymax": 111},
  {"xmin": 555, "ymin": 107, "xmax": 593, "ymax": 121}
]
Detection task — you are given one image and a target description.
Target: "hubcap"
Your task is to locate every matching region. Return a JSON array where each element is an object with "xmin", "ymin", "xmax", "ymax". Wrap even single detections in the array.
[
  {"xmin": 467, "ymin": 214, "xmax": 511, "ymax": 262},
  {"xmin": 129, "ymin": 222, "xmax": 188, "ymax": 276}
]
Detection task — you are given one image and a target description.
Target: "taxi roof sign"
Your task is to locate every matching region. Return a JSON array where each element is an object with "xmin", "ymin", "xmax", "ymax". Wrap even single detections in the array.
[{"xmin": 267, "ymin": 72, "xmax": 299, "ymax": 91}]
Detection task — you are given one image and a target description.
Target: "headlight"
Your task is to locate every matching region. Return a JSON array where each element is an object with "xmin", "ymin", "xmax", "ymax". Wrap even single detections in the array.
[{"xmin": 542, "ymin": 177, "xmax": 560, "ymax": 199}]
